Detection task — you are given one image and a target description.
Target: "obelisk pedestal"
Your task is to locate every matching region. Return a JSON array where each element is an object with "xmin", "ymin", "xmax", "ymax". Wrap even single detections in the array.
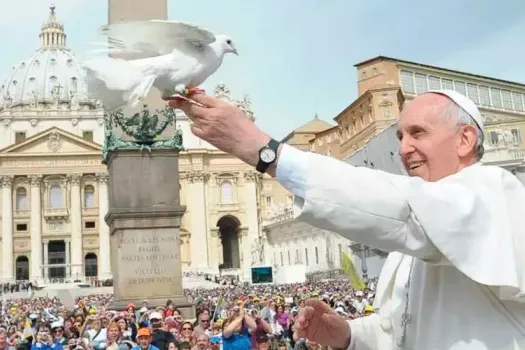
[{"xmin": 105, "ymin": 148, "xmax": 194, "ymax": 318}]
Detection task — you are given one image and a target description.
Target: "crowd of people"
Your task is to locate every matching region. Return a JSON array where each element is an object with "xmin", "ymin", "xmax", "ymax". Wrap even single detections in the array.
[{"xmin": 0, "ymin": 279, "xmax": 377, "ymax": 350}]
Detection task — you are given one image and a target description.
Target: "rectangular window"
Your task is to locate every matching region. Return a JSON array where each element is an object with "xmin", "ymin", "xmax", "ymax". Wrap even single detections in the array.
[
  {"xmin": 454, "ymin": 81, "xmax": 467, "ymax": 96},
  {"xmin": 414, "ymin": 74, "xmax": 428, "ymax": 93},
  {"xmin": 305, "ymin": 248, "xmax": 309, "ymax": 266},
  {"xmin": 442, "ymin": 79, "xmax": 454, "ymax": 90},
  {"xmin": 400, "ymin": 70, "xmax": 415, "ymax": 93},
  {"xmin": 82, "ymin": 131, "xmax": 94, "ymax": 142},
  {"xmin": 512, "ymin": 92, "xmax": 524, "ymax": 111},
  {"xmin": 16, "ymin": 223, "xmax": 28, "ymax": 232},
  {"xmin": 428, "ymin": 76, "xmax": 441, "ymax": 90},
  {"xmin": 478, "ymin": 86, "xmax": 491, "ymax": 106},
  {"xmin": 280, "ymin": 252, "xmax": 283, "ymax": 266},
  {"xmin": 315, "ymin": 247, "xmax": 319, "ymax": 264},
  {"xmin": 501, "ymin": 90, "xmax": 513, "ymax": 109},
  {"xmin": 512, "ymin": 129, "xmax": 522, "ymax": 144},
  {"xmin": 295, "ymin": 249, "xmax": 300, "ymax": 264},
  {"xmin": 287, "ymin": 251, "xmax": 291, "ymax": 265},
  {"xmin": 491, "ymin": 88, "xmax": 503, "ymax": 108},
  {"xmin": 15, "ymin": 132, "xmax": 26, "ymax": 144},
  {"xmin": 489, "ymin": 131, "xmax": 499, "ymax": 145},
  {"xmin": 265, "ymin": 197, "xmax": 272, "ymax": 207},
  {"xmin": 84, "ymin": 221, "xmax": 96, "ymax": 229},
  {"xmin": 467, "ymin": 84, "xmax": 479, "ymax": 104}
]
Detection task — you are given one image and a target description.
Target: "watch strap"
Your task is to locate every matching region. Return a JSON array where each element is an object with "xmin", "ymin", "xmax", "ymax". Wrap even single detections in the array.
[{"xmin": 256, "ymin": 138, "xmax": 280, "ymax": 173}]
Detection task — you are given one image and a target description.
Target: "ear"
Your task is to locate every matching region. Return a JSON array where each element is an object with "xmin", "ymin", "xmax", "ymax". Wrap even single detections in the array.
[{"xmin": 457, "ymin": 125, "xmax": 478, "ymax": 158}]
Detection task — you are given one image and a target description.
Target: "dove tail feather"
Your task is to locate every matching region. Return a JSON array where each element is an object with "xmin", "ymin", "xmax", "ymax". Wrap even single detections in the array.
[{"xmin": 82, "ymin": 57, "xmax": 153, "ymax": 112}]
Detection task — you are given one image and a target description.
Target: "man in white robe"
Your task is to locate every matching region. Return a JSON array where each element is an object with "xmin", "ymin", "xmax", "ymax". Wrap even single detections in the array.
[{"xmin": 169, "ymin": 90, "xmax": 525, "ymax": 349}]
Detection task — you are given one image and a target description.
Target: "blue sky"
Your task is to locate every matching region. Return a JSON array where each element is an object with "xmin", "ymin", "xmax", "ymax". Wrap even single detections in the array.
[{"xmin": 1, "ymin": 0, "xmax": 524, "ymax": 139}]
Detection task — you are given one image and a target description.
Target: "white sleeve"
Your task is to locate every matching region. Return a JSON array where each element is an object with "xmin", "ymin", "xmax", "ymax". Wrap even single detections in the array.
[
  {"xmin": 347, "ymin": 314, "xmax": 393, "ymax": 350},
  {"xmin": 275, "ymin": 144, "xmax": 440, "ymax": 261}
]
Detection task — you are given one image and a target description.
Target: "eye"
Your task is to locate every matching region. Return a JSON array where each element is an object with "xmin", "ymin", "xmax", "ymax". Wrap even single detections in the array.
[{"xmin": 226, "ymin": 40, "xmax": 232, "ymax": 45}]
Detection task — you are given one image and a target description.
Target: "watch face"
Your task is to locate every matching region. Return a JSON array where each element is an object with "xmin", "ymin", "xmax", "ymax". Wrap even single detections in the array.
[{"xmin": 260, "ymin": 148, "xmax": 276, "ymax": 163}]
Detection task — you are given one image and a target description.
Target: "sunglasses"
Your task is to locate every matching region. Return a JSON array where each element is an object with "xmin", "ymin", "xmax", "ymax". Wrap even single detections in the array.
[{"xmin": 182, "ymin": 327, "xmax": 193, "ymax": 331}]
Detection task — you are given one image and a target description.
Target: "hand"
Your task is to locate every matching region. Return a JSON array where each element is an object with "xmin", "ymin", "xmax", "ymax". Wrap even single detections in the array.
[
  {"xmin": 169, "ymin": 95, "xmax": 271, "ymax": 167},
  {"xmin": 294, "ymin": 299, "xmax": 351, "ymax": 348}
]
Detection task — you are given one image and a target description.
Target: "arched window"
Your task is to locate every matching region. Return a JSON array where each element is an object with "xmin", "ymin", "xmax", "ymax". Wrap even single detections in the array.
[
  {"xmin": 49, "ymin": 184, "xmax": 63, "ymax": 208},
  {"xmin": 16, "ymin": 187, "xmax": 27, "ymax": 210},
  {"xmin": 221, "ymin": 181, "xmax": 233, "ymax": 204},
  {"xmin": 85, "ymin": 253, "xmax": 98, "ymax": 277},
  {"xmin": 84, "ymin": 185, "xmax": 95, "ymax": 208}
]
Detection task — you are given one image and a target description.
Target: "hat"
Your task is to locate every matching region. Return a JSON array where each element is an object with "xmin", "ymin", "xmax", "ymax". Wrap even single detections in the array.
[
  {"xmin": 364, "ymin": 305, "xmax": 374, "ymax": 313},
  {"xmin": 149, "ymin": 312, "xmax": 162, "ymax": 320},
  {"xmin": 51, "ymin": 321, "xmax": 63, "ymax": 330},
  {"xmin": 137, "ymin": 328, "xmax": 151, "ymax": 337},
  {"xmin": 424, "ymin": 89, "xmax": 484, "ymax": 132},
  {"xmin": 139, "ymin": 306, "xmax": 148, "ymax": 313}
]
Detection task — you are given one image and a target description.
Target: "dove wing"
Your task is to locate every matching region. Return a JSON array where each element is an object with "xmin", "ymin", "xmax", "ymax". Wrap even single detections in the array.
[{"xmin": 99, "ymin": 20, "xmax": 217, "ymax": 58}]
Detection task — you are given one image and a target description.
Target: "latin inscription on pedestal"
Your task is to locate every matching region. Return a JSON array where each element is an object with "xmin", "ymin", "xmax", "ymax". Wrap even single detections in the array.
[{"xmin": 113, "ymin": 228, "xmax": 182, "ymax": 299}]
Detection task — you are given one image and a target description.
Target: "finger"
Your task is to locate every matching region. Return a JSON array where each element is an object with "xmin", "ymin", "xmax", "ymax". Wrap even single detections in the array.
[{"xmin": 190, "ymin": 93, "xmax": 220, "ymax": 107}]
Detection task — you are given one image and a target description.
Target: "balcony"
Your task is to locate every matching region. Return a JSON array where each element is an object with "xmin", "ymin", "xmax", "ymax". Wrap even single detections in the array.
[
  {"xmin": 43, "ymin": 208, "xmax": 69, "ymax": 221},
  {"xmin": 482, "ymin": 146, "xmax": 525, "ymax": 166}
]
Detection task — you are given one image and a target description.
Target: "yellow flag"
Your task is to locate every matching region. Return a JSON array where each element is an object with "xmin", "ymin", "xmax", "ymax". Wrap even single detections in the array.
[{"xmin": 341, "ymin": 252, "xmax": 366, "ymax": 290}]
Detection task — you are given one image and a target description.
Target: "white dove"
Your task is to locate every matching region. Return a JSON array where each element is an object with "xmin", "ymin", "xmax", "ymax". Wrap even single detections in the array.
[{"xmin": 82, "ymin": 20, "xmax": 238, "ymax": 112}]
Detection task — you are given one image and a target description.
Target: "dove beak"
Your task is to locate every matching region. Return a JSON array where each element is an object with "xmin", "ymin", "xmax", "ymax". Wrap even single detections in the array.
[{"xmin": 232, "ymin": 48, "xmax": 238, "ymax": 56}]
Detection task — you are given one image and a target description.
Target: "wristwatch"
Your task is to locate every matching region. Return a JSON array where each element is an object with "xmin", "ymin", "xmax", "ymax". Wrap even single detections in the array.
[{"xmin": 256, "ymin": 138, "xmax": 280, "ymax": 174}]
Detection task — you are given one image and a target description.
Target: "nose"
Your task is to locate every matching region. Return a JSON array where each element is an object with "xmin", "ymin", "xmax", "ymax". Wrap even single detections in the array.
[{"xmin": 398, "ymin": 136, "xmax": 415, "ymax": 159}]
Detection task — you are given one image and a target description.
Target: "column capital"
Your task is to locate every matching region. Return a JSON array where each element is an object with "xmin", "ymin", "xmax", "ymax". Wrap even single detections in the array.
[
  {"xmin": 67, "ymin": 174, "xmax": 83, "ymax": 185},
  {"xmin": 96, "ymin": 173, "xmax": 109, "ymax": 184},
  {"xmin": 0, "ymin": 175, "xmax": 14, "ymax": 188},
  {"xmin": 28, "ymin": 174, "xmax": 43, "ymax": 187}
]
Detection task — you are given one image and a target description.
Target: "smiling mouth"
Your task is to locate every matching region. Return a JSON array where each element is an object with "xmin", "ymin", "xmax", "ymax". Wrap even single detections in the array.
[{"xmin": 408, "ymin": 161, "xmax": 426, "ymax": 170}]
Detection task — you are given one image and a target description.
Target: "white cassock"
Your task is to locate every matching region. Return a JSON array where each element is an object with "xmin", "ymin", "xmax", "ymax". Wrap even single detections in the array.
[{"xmin": 276, "ymin": 144, "xmax": 525, "ymax": 350}]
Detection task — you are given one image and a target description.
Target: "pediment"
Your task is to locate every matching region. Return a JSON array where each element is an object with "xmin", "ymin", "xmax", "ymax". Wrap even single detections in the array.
[{"xmin": 0, "ymin": 127, "xmax": 102, "ymax": 155}]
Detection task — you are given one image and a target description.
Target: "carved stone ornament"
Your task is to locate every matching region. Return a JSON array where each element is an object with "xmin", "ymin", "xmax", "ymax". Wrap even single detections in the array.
[
  {"xmin": 0, "ymin": 175, "xmax": 14, "ymax": 188},
  {"xmin": 28, "ymin": 174, "xmax": 43, "ymax": 187},
  {"xmin": 46, "ymin": 131, "xmax": 62, "ymax": 152},
  {"xmin": 67, "ymin": 174, "xmax": 83, "ymax": 185},
  {"xmin": 71, "ymin": 118, "xmax": 79, "ymax": 126},
  {"xmin": 244, "ymin": 171, "xmax": 261, "ymax": 182},
  {"xmin": 96, "ymin": 173, "xmax": 109, "ymax": 183},
  {"xmin": 15, "ymin": 241, "xmax": 29, "ymax": 249},
  {"xmin": 30, "ymin": 118, "xmax": 38, "ymax": 127},
  {"xmin": 2, "ymin": 118, "xmax": 11, "ymax": 126},
  {"xmin": 187, "ymin": 170, "xmax": 209, "ymax": 183}
]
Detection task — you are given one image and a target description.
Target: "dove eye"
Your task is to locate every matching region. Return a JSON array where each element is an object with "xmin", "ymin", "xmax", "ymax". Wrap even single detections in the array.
[{"xmin": 226, "ymin": 40, "xmax": 232, "ymax": 45}]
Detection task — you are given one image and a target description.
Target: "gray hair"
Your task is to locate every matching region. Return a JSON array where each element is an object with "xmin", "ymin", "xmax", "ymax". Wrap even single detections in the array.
[{"xmin": 443, "ymin": 100, "xmax": 484, "ymax": 160}]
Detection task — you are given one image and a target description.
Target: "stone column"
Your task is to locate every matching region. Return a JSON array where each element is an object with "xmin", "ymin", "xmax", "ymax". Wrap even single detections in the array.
[
  {"xmin": 28, "ymin": 175, "xmax": 43, "ymax": 282},
  {"xmin": 68, "ymin": 174, "xmax": 83, "ymax": 277},
  {"xmin": 43, "ymin": 241, "xmax": 49, "ymax": 280},
  {"xmin": 97, "ymin": 173, "xmax": 111, "ymax": 279},
  {"xmin": 243, "ymin": 171, "xmax": 261, "ymax": 280},
  {"xmin": 187, "ymin": 171, "xmax": 209, "ymax": 270},
  {"xmin": 1, "ymin": 176, "xmax": 14, "ymax": 282},
  {"xmin": 65, "ymin": 239, "xmax": 71, "ymax": 278}
]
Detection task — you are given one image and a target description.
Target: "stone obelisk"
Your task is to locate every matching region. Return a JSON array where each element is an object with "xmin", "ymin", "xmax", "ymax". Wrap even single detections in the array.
[{"xmin": 106, "ymin": 0, "xmax": 194, "ymax": 317}]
